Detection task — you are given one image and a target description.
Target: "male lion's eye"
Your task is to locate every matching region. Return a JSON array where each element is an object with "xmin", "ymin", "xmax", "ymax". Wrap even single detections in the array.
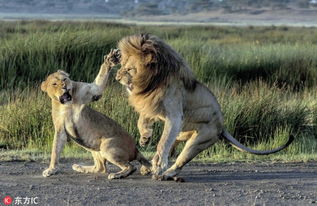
[
  {"xmin": 63, "ymin": 78, "xmax": 67, "ymax": 81},
  {"xmin": 52, "ymin": 83, "xmax": 57, "ymax": 86}
]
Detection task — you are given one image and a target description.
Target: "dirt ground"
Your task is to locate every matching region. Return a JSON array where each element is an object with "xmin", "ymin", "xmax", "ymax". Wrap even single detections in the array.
[{"xmin": 0, "ymin": 160, "xmax": 316, "ymax": 206}]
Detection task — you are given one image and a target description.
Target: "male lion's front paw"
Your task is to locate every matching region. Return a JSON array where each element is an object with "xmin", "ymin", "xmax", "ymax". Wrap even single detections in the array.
[
  {"xmin": 42, "ymin": 168, "xmax": 58, "ymax": 177},
  {"xmin": 151, "ymin": 154, "xmax": 168, "ymax": 176}
]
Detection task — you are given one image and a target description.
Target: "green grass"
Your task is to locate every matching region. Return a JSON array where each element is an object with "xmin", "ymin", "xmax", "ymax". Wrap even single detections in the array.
[{"xmin": 0, "ymin": 20, "xmax": 316, "ymax": 162}]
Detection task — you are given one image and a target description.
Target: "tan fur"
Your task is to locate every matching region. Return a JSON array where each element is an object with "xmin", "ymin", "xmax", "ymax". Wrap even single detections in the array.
[
  {"xmin": 41, "ymin": 50, "xmax": 151, "ymax": 179},
  {"xmin": 115, "ymin": 34, "xmax": 224, "ymax": 179},
  {"xmin": 115, "ymin": 35, "xmax": 293, "ymax": 180}
]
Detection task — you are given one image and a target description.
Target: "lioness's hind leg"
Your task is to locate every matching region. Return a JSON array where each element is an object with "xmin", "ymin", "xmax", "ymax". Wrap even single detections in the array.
[
  {"xmin": 107, "ymin": 162, "xmax": 136, "ymax": 179},
  {"xmin": 163, "ymin": 124, "xmax": 219, "ymax": 179},
  {"xmin": 72, "ymin": 152, "xmax": 106, "ymax": 174},
  {"xmin": 100, "ymin": 141, "xmax": 136, "ymax": 179}
]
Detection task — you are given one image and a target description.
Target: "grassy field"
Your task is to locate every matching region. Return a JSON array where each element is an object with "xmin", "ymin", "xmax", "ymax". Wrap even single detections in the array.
[{"xmin": 0, "ymin": 20, "xmax": 316, "ymax": 162}]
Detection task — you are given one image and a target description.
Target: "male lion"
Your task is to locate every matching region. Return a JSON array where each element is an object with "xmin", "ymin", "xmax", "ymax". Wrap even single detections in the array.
[
  {"xmin": 41, "ymin": 50, "xmax": 151, "ymax": 179},
  {"xmin": 113, "ymin": 34, "xmax": 293, "ymax": 180}
]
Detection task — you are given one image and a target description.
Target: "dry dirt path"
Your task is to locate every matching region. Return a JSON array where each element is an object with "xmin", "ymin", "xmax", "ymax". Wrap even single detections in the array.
[{"xmin": 0, "ymin": 161, "xmax": 316, "ymax": 206}]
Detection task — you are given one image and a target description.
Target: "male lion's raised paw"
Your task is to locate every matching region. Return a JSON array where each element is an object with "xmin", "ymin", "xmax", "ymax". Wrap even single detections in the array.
[
  {"xmin": 42, "ymin": 168, "xmax": 58, "ymax": 177},
  {"xmin": 139, "ymin": 136, "xmax": 150, "ymax": 147}
]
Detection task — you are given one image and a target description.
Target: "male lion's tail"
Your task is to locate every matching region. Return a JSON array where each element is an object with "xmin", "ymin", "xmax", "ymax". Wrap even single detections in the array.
[{"xmin": 221, "ymin": 130, "xmax": 294, "ymax": 155}]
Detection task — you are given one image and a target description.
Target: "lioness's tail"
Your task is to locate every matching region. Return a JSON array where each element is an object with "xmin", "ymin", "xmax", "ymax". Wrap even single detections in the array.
[
  {"xmin": 221, "ymin": 130, "xmax": 294, "ymax": 155},
  {"xmin": 135, "ymin": 150, "xmax": 152, "ymax": 168}
]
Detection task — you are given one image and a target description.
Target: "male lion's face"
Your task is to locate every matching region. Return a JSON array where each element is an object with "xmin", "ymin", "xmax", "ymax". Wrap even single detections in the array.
[
  {"xmin": 41, "ymin": 70, "xmax": 73, "ymax": 104},
  {"xmin": 115, "ymin": 55, "xmax": 138, "ymax": 92}
]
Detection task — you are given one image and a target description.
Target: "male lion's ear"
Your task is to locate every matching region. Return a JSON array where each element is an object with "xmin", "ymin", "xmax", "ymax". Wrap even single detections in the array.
[
  {"xmin": 40, "ymin": 81, "xmax": 47, "ymax": 92},
  {"xmin": 140, "ymin": 33, "xmax": 150, "ymax": 45},
  {"xmin": 57, "ymin": 70, "xmax": 70, "ymax": 77},
  {"xmin": 144, "ymin": 52, "xmax": 157, "ymax": 65},
  {"xmin": 141, "ymin": 42, "xmax": 157, "ymax": 65}
]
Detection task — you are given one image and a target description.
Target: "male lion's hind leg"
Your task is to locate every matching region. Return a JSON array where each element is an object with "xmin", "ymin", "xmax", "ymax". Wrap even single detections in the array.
[
  {"xmin": 159, "ymin": 124, "xmax": 219, "ymax": 181},
  {"xmin": 72, "ymin": 151, "xmax": 106, "ymax": 174},
  {"xmin": 138, "ymin": 116, "xmax": 154, "ymax": 147}
]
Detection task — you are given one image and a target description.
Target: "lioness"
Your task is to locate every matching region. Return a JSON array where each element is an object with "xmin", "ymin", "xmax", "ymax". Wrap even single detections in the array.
[
  {"xmin": 41, "ymin": 50, "xmax": 151, "ymax": 179},
  {"xmin": 112, "ymin": 34, "xmax": 294, "ymax": 180}
]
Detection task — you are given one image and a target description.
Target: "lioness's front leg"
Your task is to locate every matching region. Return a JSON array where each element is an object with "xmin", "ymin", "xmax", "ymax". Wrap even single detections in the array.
[
  {"xmin": 43, "ymin": 130, "xmax": 67, "ymax": 177},
  {"xmin": 77, "ymin": 49, "xmax": 119, "ymax": 104},
  {"xmin": 137, "ymin": 115, "xmax": 154, "ymax": 147}
]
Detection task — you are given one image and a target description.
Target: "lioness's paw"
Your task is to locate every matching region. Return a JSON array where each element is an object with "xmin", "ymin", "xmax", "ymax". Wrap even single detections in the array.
[
  {"xmin": 108, "ymin": 173, "xmax": 121, "ymax": 180},
  {"xmin": 42, "ymin": 168, "xmax": 58, "ymax": 177},
  {"xmin": 72, "ymin": 164, "xmax": 83, "ymax": 173},
  {"xmin": 104, "ymin": 49, "xmax": 121, "ymax": 67},
  {"xmin": 140, "ymin": 165, "xmax": 151, "ymax": 176}
]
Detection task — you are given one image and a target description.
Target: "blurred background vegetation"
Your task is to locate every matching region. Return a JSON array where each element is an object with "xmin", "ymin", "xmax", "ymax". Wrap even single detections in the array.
[
  {"xmin": 0, "ymin": 21, "xmax": 316, "ymax": 161},
  {"xmin": 1, "ymin": 0, "xmax": 317, "ymax": 16}
]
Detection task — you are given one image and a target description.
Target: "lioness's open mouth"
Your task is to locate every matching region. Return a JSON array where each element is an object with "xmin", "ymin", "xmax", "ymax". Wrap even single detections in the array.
[{"xmin": 59, "ymin": 91, "xmax": 72, "ymax": 104}]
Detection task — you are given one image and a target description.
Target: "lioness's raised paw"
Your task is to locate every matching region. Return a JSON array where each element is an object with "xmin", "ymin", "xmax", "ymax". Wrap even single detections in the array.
[
  {"xmin": 42, "ymin": 168, "xmax": 58, "ymax": 177},
  {"xmin": 104, "ymin": 49, "xmax": 121, "ymax": 67}
]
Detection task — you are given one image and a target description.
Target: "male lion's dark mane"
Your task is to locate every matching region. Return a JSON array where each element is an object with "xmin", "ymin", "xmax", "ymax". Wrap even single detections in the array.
[{"xmin": 119, "ymin": 34, "xmax": 197, "ymax": 96}]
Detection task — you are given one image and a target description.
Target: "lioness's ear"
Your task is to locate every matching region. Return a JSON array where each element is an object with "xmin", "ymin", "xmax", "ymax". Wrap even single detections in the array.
[
  {"xmin": 40, "ymin": 81, "xmax": 47, "ymax": 92},
  {"xmin": 57, "ymin": 70, "xmax": 69, "ymax": 77}
]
